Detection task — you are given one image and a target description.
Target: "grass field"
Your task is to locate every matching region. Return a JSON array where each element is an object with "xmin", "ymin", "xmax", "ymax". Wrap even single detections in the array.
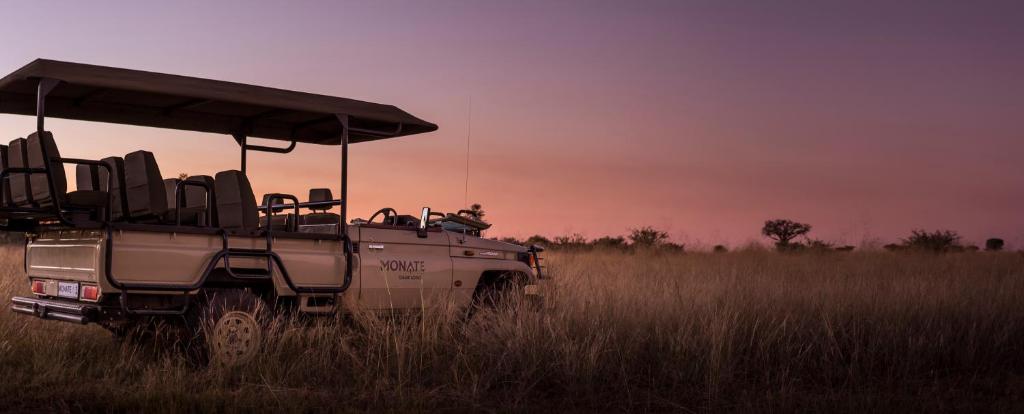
[{"xmin": 1, "ymin": 245, "xmax": 1023, "ymax": 412}]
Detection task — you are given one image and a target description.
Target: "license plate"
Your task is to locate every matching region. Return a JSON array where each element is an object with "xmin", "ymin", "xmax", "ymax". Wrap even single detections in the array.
[{"xmin": 57, "ymin": 282, "xmax": 79, "ymax": 299}]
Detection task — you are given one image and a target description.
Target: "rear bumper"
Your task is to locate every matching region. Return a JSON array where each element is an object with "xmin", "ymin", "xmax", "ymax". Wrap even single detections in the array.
[{"xmin": 10, "ymin": 296, "xmax": 100, "ymax": 324}]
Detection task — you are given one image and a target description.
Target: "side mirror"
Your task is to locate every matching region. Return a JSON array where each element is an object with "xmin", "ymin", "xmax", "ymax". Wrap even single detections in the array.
[{"xmin": 417, "ymin": 207, "xmax": 430, "ymax": 238}]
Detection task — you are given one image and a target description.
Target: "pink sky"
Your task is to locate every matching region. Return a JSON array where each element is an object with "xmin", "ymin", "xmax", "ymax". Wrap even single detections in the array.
[{"xmin": 1, "ymin": 1, "xmax": 1022, "ymax": 248}]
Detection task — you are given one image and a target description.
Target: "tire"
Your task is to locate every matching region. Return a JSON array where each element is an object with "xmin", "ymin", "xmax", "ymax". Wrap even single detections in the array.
[
  {"xmin": 469, "ymin": 272, "xmax": 527, "ymax": 315},
  {"xmin": 187, "ymin": 289, "xmax": 269, "ymax": 366}
]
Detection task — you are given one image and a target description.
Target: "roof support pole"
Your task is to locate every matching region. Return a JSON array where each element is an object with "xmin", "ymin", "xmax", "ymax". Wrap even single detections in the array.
[
  {"xmin": 36, "ymin": 78, "xmax": 62, "ymax": 215},
  {"xmin": 335, "ymin": 115, "xmax": 350, "ymax": 239},
  {"xmin": 234, "ymin": 134, "xmax": 247, "ymax": 173}
]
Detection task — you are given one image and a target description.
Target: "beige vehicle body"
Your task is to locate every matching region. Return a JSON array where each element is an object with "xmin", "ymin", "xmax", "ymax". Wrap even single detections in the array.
[
  {"xmin": 2, "ymin": 59, "xmax": 544, "ymax": 333},
  {"xmin": 22, "ymin": 223, "xmax": 536, "ymax": 319}
]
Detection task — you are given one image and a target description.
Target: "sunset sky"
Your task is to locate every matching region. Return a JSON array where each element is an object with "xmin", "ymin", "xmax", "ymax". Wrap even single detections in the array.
[{"xmin": 1, "ymin": 1, "xmax": 1021, "ymax": 248}]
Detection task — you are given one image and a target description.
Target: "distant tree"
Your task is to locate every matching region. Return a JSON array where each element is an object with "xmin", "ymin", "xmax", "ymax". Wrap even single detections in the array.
[
  {"xmin": 628, "ymin": 226, "xmax": 670, "ymax": 248},
  {"xmin": 713, "ymin": 245, "xmax": 728, "ymax": 253},
  {"xmin": 499, "ymin": 236, "xmax": 524, "ymax": 245},
  {"xmin": 467, "ymin": 203, "xmax": 486, "ymax": 222},
  {"xmin": 761, "ymin": 219, "xmax": 812, "ymax": 250},
  {"xmin": 985, "ymin": 238, "xmax": 1005, "ymax": 252},
  {"xmin": 178, "ymin": 172, "xmax": 189, "ymax": 181},
  {"xmin": 553, "ymin": 233, "xmax": 588, "ymax": 250},
  {"xmin": 902, "ymin": 229, "xmax": 961, "ymax": 253},
  {"xmin": 591, "ymin": 236, "xmax": 627, "ymax": 250},
  {"xmin": 525, "ymin": 235, "xmax": 551, "ymax": 247}
]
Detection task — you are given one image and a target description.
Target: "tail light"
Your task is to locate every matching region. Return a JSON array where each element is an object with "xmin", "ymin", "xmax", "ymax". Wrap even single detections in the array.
[
  {"xmin": 30, "ymin": 280, "xmax": 45, "ymax": 295},
  {"xmin": 81, "ymin": 285, "xmax": 100, "ymax": 302}
]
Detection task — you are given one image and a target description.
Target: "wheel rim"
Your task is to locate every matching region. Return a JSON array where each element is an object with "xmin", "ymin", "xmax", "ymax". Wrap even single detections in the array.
[{"xmin": 212, "ymin": 311, "xmax": 261, "ymax": 365}]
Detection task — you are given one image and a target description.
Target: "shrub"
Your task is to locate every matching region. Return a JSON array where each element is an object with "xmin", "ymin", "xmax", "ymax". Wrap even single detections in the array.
[
  {"xmin": 591, "ymin": 236, "xmax": 627, "ymax": 250},
  {"xmin": 986, "ymin": 238, "xmax": 1005, "ymax": 252},
  {"xmin": 713, "ymin": 245, "xmax": 728, "ymax": 253},
  {"xmin": 628, "ymin": 226, "xmax": 670, "ymax": 248},
  {"xmin": 902, "ymin": 229, "xmax": 961, "ymax": 253}
]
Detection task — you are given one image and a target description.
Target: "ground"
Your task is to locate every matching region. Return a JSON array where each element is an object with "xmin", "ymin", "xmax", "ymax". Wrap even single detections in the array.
[{"xmin": 1, "ymin": 245, "xmax": 1022, "ymax": 413}]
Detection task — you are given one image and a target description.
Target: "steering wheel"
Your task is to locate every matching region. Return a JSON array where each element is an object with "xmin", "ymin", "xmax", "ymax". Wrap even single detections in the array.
[{"xmin": 368, "ymin": 207, "xmax": 397, "ymax": 225}]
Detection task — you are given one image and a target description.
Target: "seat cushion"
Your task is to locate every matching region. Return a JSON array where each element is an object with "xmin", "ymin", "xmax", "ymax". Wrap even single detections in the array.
[
  {"xmin": 66, "ymin": 190, "xmax": 109, "ymax": 207},
  {"xmin": 302, "ymin": 212, "xmax": 340, "ymax": 225}
]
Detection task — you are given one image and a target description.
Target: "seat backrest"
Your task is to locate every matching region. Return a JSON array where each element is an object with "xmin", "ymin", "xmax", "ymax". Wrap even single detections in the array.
[
  {"xmin": 215, "ymin": 170, "xmax": 258, "ymax": 231},
  {"xmin": 186, "ymin": 175, "xmax": 217, "ymax": 226},
  {"xmin": 164, "ymin": 178, "xmax": 182, "ymax": 209},
  {"xmin": 7, "ymin": 138, "xmax": 32, "ymax": 207},
  {"xmin": 76, "ymin": 164, "xmax": 101, "ymax": 191},
  {"xmin": 26, "ymin": 131, "xmax": 68, "ymax": 207},
  {"xmin": 0, "ymin": 144, "xmax": 11, "ymax": 206},
  {"xmin": 100, "ymin": 157, "xmax": 128, "ymax": 221},
  {"xmin": 124, "ymin": 150, "xmax": 167, "ymax": 220},
  {"xmin": 308, "ymin": 188, "xmax": 332, "ymax": 211}
]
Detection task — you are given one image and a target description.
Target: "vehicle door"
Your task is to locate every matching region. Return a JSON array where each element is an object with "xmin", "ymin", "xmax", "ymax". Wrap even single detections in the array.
[{"xmin": 356, "ymin": 224, "xmax": 452, "ymax": 310}]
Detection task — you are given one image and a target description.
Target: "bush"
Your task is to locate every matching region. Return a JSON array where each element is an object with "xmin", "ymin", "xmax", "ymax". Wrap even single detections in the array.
[
  {"xmin": 901, "ymin": 229, "xmax": 961, "ymax": 253},
  {"xmin": 713, "ymin": 245, "xmax": 728, "ymax": 253},
  {"xmin": 986, "ymin": 238, "xmax": 1005, "ymax": 252},
  {"xmin": 628, "ymin": 226, "xmax": 670, "ymax": 248},
  {"xmin": 591, "ymin": 236, "xmax": 627, "ymax": 250}
]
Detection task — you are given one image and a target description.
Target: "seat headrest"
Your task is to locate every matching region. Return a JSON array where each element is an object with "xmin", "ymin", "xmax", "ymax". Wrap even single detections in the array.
[
  {"xmin": 124, "ymin": 150, "xmax": 167, "ymax": 219},
  {"xmin": 215, "ymin": 170, "xmax": 258, "ymax": 230},
  {"xmin": 309, "ymin": 188, "xmax": 333, "ymax": 203},
  {"xmin": 26, "ymin": 131, "xmax": 67, "ymax": 206}
]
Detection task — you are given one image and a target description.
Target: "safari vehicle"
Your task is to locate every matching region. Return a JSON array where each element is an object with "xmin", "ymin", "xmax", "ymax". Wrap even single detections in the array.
[{"xmin": 0, "ymin": 59, "xmax": 544, "ymax": 363}]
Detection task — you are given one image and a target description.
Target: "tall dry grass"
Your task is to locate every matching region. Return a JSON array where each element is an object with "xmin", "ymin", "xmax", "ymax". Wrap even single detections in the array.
[{"xmin": 1, "ymin": 245, "xmax": 1023, "ymax": 412}]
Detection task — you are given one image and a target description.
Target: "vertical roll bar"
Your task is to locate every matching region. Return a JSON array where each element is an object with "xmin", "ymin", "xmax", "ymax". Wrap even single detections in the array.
[
  {"xmin": 236, "ymin": 134, "xmax": 248, "ymax": 173},
  {"xmin": 36, "ymin": 78, "xmax": 62, "ymax": 215},
  {"xmin": 336, "ymin": 114, "xmax": 349, "ymax": 239}
]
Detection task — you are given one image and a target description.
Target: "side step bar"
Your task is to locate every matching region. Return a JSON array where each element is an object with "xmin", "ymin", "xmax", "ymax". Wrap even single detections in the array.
[{"xmin": 10, "ymin": 296, "xmax": 99, "ymax": 325}]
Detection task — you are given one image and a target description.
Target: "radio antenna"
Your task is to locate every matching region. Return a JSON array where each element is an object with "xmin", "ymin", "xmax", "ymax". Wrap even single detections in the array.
[{"xmin": 463, "ymin": 96, "xmax": 472, "ymax": 208}]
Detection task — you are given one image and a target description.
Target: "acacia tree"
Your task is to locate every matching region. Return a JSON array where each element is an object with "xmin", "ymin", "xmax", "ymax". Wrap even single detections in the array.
[
  {"xmin": 629, "ymin": 226, "xmax": 670, "ymax": 248},
  {"xmin": 761, "ymin": 219, "xmax": 811, "ymax": 249}
]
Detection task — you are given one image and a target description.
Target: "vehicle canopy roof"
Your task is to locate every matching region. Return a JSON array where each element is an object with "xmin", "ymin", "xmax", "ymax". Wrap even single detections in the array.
[{"xmin": 0, "ymin": 59, "xmax": 437, "ymax": 144}]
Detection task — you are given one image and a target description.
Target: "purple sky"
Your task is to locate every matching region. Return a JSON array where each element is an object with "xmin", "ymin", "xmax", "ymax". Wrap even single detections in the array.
[{"xmin": 1, "ymin": 1, "xmax": 1022, "ymax": 248}]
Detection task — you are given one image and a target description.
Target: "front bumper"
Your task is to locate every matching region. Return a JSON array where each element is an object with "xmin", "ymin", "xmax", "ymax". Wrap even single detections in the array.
[{"xmin": 10, "ymin": 296, "xmax": 100, "ymax": 324}]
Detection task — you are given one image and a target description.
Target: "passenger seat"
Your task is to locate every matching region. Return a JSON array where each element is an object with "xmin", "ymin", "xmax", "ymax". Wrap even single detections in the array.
[
  {"xmin": 215, "ymin": 170, "xmax": 259, "ymax": 234},
  {"xmin": 25, "ymin": 132, "xmax": 107, "ymax": 213},
  {"xmin": 301, "ymin": 188, "xmax": 340, "ymax": 225},
  {"xmin": 78, "ymin": 156, "xmax": 129, "ymax": 221},
  {"xmin": 259, "ymin": 194, "xmax": 296, "ymax": 232}
]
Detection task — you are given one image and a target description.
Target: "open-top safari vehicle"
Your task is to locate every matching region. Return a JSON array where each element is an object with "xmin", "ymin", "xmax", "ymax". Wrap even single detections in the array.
[{"xmin": 0, "ymin": 59, "xmax": 543, "ymax": 363}]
